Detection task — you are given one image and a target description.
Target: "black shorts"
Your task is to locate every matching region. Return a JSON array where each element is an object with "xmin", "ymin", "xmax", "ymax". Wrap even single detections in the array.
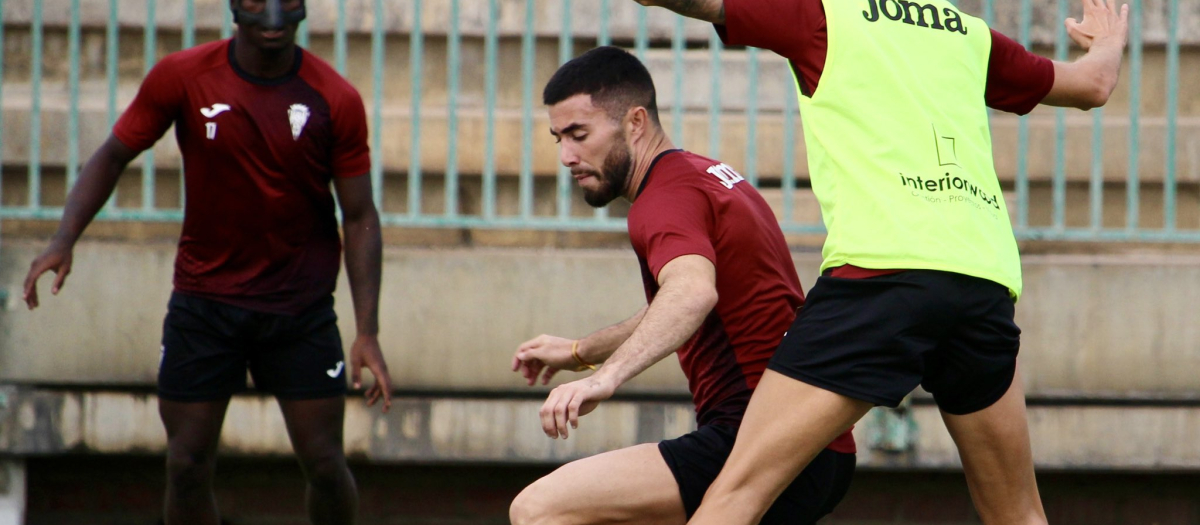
[
  {"xmin": 158, "ymin": 292, "xmax": 347, "ymax": 402},
  {"xmin": 659, "ymin": 424, "xmax": 856, "ymax": 523},
  {"xmin": 769, "ymin": 269, "xmax": 1021, "ymax": 415}
]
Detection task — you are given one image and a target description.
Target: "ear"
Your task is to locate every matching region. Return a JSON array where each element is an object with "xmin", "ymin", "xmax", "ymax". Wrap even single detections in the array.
[{"xmin": 625, "ymin": 106, "xmax": 649, "ymax": 142}]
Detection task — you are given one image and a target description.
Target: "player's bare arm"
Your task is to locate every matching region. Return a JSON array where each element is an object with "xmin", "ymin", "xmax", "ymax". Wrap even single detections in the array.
[
  {"xmin": 1043, "ymin": 0, "xmax": 1129, "ymax": 110},
  {"xmin": 23, "ymin": 134, "xmax": 140, "ymax": 309},
  {"xmin": 538, "ymin": 254, "xmax": 718, "ymax": 439},
  {"xmin": 334, "ymin": 174, "xmax": 392, "ymax": 413},
  {"xmin": 632, "ymin": 0, "xmax": 725, "ymax": 24},
  {"xmin": 512, "ymin": 306, "xmax": 648, "ymax": 386}
]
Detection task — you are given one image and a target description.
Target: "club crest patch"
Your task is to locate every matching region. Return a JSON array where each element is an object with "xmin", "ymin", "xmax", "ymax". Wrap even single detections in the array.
[{"xmin": 288, "ymin": 103, "xmax": 310, "ymax": 140}]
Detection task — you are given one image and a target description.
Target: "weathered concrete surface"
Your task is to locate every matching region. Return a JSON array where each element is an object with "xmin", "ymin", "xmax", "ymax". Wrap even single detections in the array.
[
  {"xmin": 0, "ymin": 460, "xmax": 25, "ymax": 525},
  {"xmin": 2, "ymin": 241, "xmax": 1200, "ymax": 397},
  {"xmin": 3, "ymin": 386, "xmax": 1200, "ymax": 470}
]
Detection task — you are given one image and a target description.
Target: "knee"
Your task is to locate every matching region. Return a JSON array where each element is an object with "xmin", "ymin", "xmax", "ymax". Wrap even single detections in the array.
[
  {"xmin": 297, "ymin": 449, "xmax": 349, "ymax": 490},
  {"xmin": 509, "ymin": 484, "xmax": 554, "ymax": 525},
  {"xmin": 165, "ymin": 450, "xmax": 214, "ymax": 492}
]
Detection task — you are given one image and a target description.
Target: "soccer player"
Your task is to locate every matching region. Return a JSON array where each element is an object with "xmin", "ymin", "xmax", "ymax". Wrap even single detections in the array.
[
  {"xmin": 508, "ymin": 46, "xmax": 856, "ymax": 525},
  {"xmin": 22, "ymin": 1, "xmax": 391, "ymax": 524},
  {"xmin": 627, "ymin": 0, "xmax": 1130, "ymax": 523}
]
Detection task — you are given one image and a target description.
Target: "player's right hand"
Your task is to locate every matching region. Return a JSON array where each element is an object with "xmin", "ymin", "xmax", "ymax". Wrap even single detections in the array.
[
  {"xmin": 23, "ymin": 240, "xmax": 74, "ymax": 310},
  {"xmin": 1066, "ymin": 0, "xmax": 1129, "ymax": 51},
  {"xmin": 512, "ymin": 334, "xmax": 583, "ymax": 386}
]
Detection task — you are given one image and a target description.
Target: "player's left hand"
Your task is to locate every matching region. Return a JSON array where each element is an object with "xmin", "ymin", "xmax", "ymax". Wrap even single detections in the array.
[
  {"xmin": 350, "ymin": 334, "xmax": 392, "ymax": 413},
  {"xmin": 539, "ymin": 374, "xmax": 616, "ymax": 439}
]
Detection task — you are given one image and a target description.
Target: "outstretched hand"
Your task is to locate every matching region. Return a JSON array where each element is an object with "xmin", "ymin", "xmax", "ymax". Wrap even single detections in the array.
[
  {"xmin": 538, "ymin": 375, "xmax": 615, "ymax": 439},
  {"xmin": 23, "ymin": 239, "xmax": 74, "ymax": 310},
  {"xmin": 1066, "ymin": 0, "xmax": 1129, "ymax": 50},
  {"xmin": 511, "ymin": 334, "xmax": 586, "ymax": 386}
]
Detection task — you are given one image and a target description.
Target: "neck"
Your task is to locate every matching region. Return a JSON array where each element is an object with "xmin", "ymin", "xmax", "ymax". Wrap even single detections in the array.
[
  {"xmin": 232, "ymin": 31, "xmax": 296, "ymax": 79},
  {"xmin": 624, "ymin": 129, "xmax": 675, "ymax": 202}
]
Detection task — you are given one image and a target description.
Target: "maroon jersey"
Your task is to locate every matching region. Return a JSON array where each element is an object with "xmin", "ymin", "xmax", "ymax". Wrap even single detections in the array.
[
  {"xmin": 113, "ymin": 39, "xmax": 370, "ymax": 315},
  {"xmin": 628, "ymin": 150, "xmax": 856, "ymax": 454},
  {"xmin": 716, "ymin": 0, "xmax": 1055, "ymax": 114}
]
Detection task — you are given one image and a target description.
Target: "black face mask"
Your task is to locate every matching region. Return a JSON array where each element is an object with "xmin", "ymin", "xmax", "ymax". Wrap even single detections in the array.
[{"xmin": 232, "ymin": 0, "xmax": 306, "ymax": 31}]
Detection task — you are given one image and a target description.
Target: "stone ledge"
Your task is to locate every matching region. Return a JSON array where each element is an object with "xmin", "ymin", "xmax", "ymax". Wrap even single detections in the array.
[{"xmin": 2, "ymin": 386, "xmax": 1199, "ymax": 469}]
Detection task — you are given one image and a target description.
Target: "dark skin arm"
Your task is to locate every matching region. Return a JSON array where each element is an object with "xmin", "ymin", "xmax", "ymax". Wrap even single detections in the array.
[
  {"xmin": 632, "ymin": 0, "xmax": 725, "ymax": 24},
  {"xmin": 24, "ymin": 134, "xmax": 140, "ymax": 308},
  {"xmin": 332, "ymin": 174, "xmax": 392, "ymax": 413}
]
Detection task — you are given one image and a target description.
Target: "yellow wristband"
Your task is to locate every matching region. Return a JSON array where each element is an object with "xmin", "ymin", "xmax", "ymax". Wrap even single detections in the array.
[{"xmin": 571, "ymin": 339, "xmax": 597, "ymax": 371}]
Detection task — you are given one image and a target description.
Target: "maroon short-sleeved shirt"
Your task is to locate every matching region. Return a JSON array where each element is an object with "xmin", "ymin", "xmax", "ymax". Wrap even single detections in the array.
[
  {"xmin": 628, "ymin": 150, "xmax": 856, "ymax": 454},
  {"xmin": 113, "ymin": 39, "xmax": 370, "ymax": 314},
  {"xmin": 716, "ymin": 0, "xmax": 1055, "ymax": 115}
]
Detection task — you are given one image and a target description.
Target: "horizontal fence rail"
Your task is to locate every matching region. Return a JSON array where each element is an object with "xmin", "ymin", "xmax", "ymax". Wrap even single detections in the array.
[{"xmin": 0, "ymin": 0, "xmax": 1195, "ymax": 241}]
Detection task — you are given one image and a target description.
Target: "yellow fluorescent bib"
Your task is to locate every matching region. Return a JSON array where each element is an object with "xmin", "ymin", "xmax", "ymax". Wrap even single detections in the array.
[{"xmin": 800, "ymin": 0, "xmax": 1022, "ymax": 298}]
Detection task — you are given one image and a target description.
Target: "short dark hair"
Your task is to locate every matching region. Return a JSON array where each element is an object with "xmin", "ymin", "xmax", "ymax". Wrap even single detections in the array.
[{"xmin": 543, "ymin": 46, "xmax": 660, "ymax": 125}]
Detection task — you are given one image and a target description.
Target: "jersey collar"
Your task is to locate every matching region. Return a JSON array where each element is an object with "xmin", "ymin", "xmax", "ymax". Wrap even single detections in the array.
[
  {"xmin": 227, "ymin": 39, "xmax": 303, "ymax": 86},
  {"xmin": 635, "ymin": 149, "xmax": 682, "ymax": 199}
]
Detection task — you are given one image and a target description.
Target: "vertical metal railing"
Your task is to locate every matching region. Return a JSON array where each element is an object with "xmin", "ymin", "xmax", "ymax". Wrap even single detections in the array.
[
  {"xmin": 744, "ymin": 48, "xmax": 760, "ymax": 186},
  {"xmin": 445, "ymin": 0, "xmax": 462, "ymax": 218},
  {"xmin": 557, "ymin": 0, "xmax": 574, "ymax": 220},
  {"xmin": 141, "ymin": 0, "xmax": 157, "ymax": 212},
  {"xmin": 1052, "ymin": 0, "xmax": 1068, "ymax": 231},
  {"xmin": 409, "ymin": 0, "xmax": 423, "ymax": 216},
  {"xmin": 67, "ymin": 0, "xmax": 82, "ymax": 190},
  {"xmin": 104, "ymin": 0, "xmax": 120, "ymax": 210},
  {"xmin": 1163, "ymin": 0, "xmax": 1180, "ymax": 232},
  {"xmin": 371, "ymin": 0, "xmax": 386, "ymax": 210},
  {"xmin": 519, "ymin": 0, "xmax": 536, "ymax": 220},
  {"xmin": 0, "ymin": 0, "xmax": 6, "ymax": 227},
  {"xmin": 707, "ymin": 31, "xmax": 722, "ymax": 160},
  {"xmin": 482, "ymin": 0, "xmax": 499, "ymax": 220},
  {"xmin": 1014, "ymin": 0, "xmax": 1032, "ymax": 229},
  {"xmin": 28, "ymin": 0, "xmax": 43, "ymax": 209},
  {"xmin": 1126, "ymin": 0, "xmax": 1143, "ymax": 231}
]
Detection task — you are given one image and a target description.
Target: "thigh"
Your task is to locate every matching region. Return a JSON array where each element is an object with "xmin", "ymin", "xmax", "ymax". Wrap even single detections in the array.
[
  {"xmin": 277, "ymin": 396, "xmax": 346, "ymax": 460},
  {"xmin": 516, "ymin": 443, "xmax": 686, "ymax": 525},
  {"xmin": 159, "ymin": 293, "xmax": 250, "ymax": 402},
  {"xmin": 250, "ymin": 298, "xmax": 347, "ymax": 400},
  {"xmin": 159, "ymin": 397, "xmax": 231, "ymax": 459}
]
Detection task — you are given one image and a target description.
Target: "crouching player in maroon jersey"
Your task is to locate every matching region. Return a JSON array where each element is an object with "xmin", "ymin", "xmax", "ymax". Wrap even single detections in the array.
[
  {"xmin": 22, "ymin": 1, "xmax": 392, "ymax": 523},
  {"xmin": 508, "ymin": 46, "xmax": 856, "ymax": 525}
]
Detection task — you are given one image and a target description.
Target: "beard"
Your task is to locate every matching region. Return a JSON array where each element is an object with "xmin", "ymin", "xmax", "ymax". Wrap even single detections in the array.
[{"xmin": 576, "ymin": 141, "xmax": 634, "ymax": 208}]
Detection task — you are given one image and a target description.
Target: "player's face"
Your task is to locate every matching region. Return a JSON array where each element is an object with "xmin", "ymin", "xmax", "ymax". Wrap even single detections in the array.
[
  {"xmin": 549, "ymin": 94, "xmax": 634, "ymax": 207},
  {"xmin": 234, "ymin": 0, "xmax": 304, "ymax": 51}
]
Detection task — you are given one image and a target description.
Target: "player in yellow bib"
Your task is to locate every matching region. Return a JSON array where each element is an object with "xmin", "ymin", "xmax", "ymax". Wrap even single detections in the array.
[{"xmin": 633, "ymin": 0, "xmax": 1129, "ymax": 523}]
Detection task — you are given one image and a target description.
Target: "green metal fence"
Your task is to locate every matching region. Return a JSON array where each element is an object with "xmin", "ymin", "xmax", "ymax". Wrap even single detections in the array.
[{"xmin": 0, "ymin": 0, "xmax": 1194, "ymax": 241}]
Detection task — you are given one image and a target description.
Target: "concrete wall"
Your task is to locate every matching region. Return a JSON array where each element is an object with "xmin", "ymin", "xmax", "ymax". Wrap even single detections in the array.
[{"xmin": 2, "ymin": 240, "xmax": 1199, "ymax": 398}]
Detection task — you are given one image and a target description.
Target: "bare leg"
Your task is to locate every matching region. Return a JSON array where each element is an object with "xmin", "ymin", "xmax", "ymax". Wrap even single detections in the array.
[
  {"xmin": 688, "ymin": 370, "xmax": 872, "ymax": 525},
  {"xmin": 941, "ymin": 367, "xmax": 1047, "ymax": 525},
  {"xmin": 510, "ymin": 443, "xmax": 687, "ymax": 525},
  {"xmin": 279, "ymin": 397, "xmax": 357, "ymax": 525},
  {"xmin": 160, "ymin": 398, "xmax": 231, "ymax": 525}
]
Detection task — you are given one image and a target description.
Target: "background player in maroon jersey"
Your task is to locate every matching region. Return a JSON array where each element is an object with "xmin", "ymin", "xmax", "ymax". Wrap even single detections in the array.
[
  {"xmin": 508, "ymin": 47, "xmax": 855, "ymax": 525},
  {"xmin": 22, "ymin": 1, "xmax": 391, "ymax": 524}
]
